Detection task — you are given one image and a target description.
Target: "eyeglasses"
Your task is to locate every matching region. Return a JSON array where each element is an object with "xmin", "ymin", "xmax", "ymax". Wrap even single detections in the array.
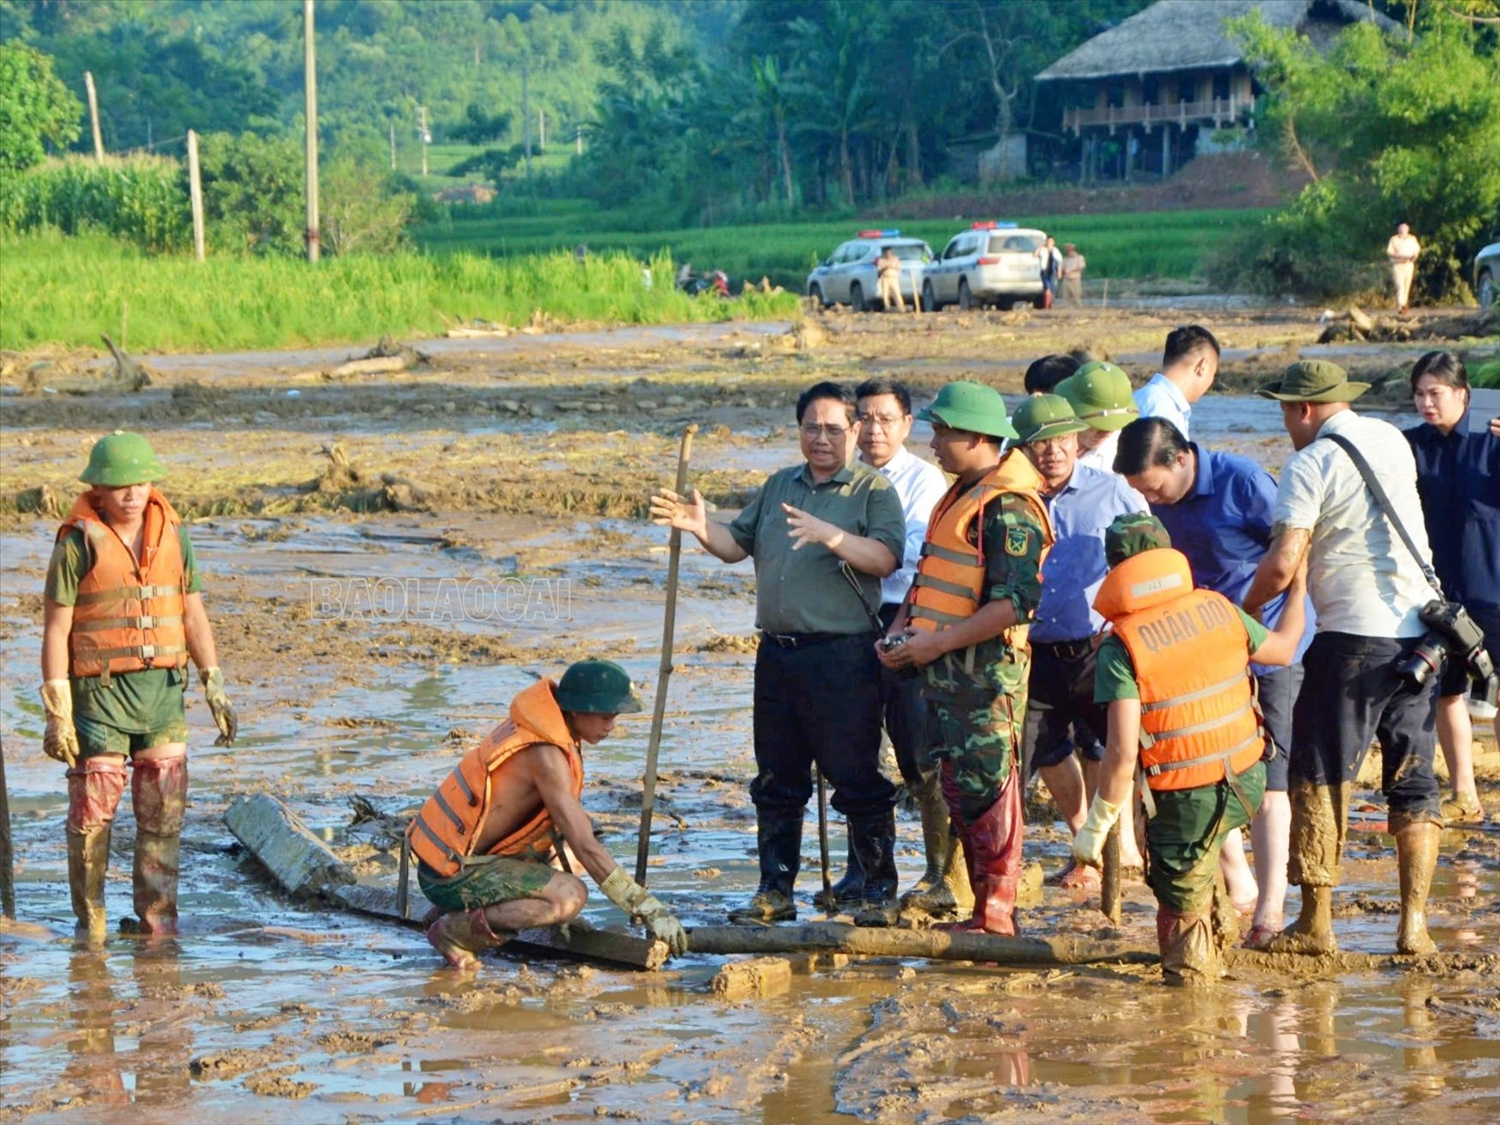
[
  {"xmin": 1025, "ymin": 436, "xmax": 1071, "ymax": 452},
  {"xmin": 800, "ymin": 423, "xmax": 850, "ymax": 440},
  {"xmin": 856, "ymin": 413, "xmax": 906, "ymax": 430}
]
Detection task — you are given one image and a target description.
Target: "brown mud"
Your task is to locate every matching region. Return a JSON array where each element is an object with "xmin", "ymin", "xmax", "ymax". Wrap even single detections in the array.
[{"xmin": 2, "ymin": 306, "xmax": 1498, "ymax": 1123}]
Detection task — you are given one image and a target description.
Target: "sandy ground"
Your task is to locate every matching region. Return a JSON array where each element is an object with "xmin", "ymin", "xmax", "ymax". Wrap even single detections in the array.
[{"xmin": 2, "ymin": 303, "xmax": 1498, "ymax": 1124}]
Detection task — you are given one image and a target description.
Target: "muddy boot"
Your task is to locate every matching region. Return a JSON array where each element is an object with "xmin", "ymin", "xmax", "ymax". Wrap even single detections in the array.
[
  {"xmin": 1157, "ymin": 906, "xmax": 1219, "ymax": 986},
  {"xmin": 66, "ymin": 758, "xmax": 127, "ymax": 940},
  {"xmin": 124, "ymin": 757, "xmax": 187, "ymax": 935},
  {"xmin": 1393, "ymin": 818, "xmax": 1440, "ymax": 956},
  {"xmin": 849, "ymin": 810, "xmax": 899, "ymax": 927},
  {"xmin": 812, "ymin": 839, "xmax": 864, "ymax": 913},
  {"xmin": 940, "ymin": 767, "xmax": 1023, "ymax": 935},
  {"xmin": 1211, "ymin": 876, "xmax": 1240, "ymax": 955},
  {"xmin": 427, "ymin": 907, "xmax": 511, "ymax": 971},
  {"xmin": 899, "ymin": 770, "xmax": 974, "ymax": 921},
  {"xmin": 1265, "ymin": 780, "xmax": 1342, "ymax": 956},
  {"xmin": 729, "ymin": 806, "xmax": 802, "ymax": 924}
]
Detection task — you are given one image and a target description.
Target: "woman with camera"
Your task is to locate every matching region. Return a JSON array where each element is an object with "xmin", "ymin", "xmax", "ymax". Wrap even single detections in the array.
[{"xmin": 1405, "ymin": 351, "xmax": 1500, "ymax": 826}]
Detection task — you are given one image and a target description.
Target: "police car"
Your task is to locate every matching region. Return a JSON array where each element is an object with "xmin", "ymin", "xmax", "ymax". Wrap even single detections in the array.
[
  {"xmin": 922, "ymin": 222, "xmax": 1049, "ymax": 311},
  {"xmin": 806, "ymin": 230, "xmax": 933, "ymax": 311}
]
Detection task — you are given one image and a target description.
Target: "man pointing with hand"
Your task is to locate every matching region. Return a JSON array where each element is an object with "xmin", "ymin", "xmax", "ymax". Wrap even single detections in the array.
[{"xmin": 650, "ymin": 381, "xmax": 906, "ymax": 926}]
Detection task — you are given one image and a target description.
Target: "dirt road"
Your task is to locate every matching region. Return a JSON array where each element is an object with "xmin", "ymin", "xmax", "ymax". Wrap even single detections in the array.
[{"xmin": 2, "ymin": 304, "xmax": 1497, "ymax": 1123}]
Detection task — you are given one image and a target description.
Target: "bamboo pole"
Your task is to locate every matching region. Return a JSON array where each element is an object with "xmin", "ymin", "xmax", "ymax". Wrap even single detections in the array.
[
  {"xmin": 0, "ymin": 736, "xmax": 14, "ymax": 919},
  {"xmin": 635, "ymin": 424, "xmax": 698, "ymax": 885}
]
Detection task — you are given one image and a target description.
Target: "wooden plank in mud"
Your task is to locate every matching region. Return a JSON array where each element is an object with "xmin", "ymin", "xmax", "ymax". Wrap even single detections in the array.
[
  {"xmin": 225, "ymin": 793, "xmax": 355, "ymax": 896},
  {"xmin": 330, "ymin": 881, "xmax": 668, "ymax": 971},
  {"xmin": 687, "ymin": 924, "xmax": 1157, "ymax": 966}
]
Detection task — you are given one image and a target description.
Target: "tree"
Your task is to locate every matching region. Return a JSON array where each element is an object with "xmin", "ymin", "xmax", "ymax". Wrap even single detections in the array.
[
  {"xmin": 0, "ymin": 42, "xmax": 81, "ymax": 176},
  {"xmin": 1220, "ymin": 8, "xmax": 1500, "ymax": 299},
  {"xmin": 449, "ymin": 102, "xmax": 513, "ymax": 146}
]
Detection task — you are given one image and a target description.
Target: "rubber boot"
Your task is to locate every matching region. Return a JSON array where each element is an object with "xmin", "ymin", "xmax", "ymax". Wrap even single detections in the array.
[
  {"xmin": 940, "ymin": 766, "xmax": 1023, "ymax": 935},
  {"xmin": 125, "ymin": 757, "xmax": 187, "ymax": 935},
  {"xmin": 849, "ymin": 810, "xmax": 899, "ymax": 927},
  {"xmin": 899, "ymin": 769, "xmax": 974, "ymax": 920},
  {"xmin": 1265, "ymin": 780, "xmax": 1343, "ymax": 956},
  {"xmin": 66, "ymin": 758, "xmax": 127, "ymax": 940},
  {"xmin": 1393, "ymin": 818, "xmax": 1440, "ymax": 956},
  {"xmin": 729, "ymin": 806, "xmax": 803, "ymax": 923},
  {"xmin": 812, "ymin": 838, "xmax": 864, "ymax": 913},
  {"xmin": 1157, "ymin": 906, "xmax": 1219, "ymax": 986},
  {"xmin": 426, "ymin": 907, "xmax": 511, "ymax": 971}
]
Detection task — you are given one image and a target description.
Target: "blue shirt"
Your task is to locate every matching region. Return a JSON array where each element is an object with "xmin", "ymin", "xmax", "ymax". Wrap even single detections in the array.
[
  {"xmin": 1133, "ymin": 373, "xmax": 1192, "ymax": 440},
  {"xmin": 1150, "ymin": 445, "xmax": 1315, "ymax": 671},
  {"xmin": 1405, "ymin": 414, "xmax": 1500, "ymax": 611},
  {"xmin": 1032, "ymin": 462, "xmax": 1148, "ymax": 642}
]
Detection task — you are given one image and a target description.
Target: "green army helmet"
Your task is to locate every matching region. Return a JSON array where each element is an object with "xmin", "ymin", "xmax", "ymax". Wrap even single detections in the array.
[
  {"xmin": 555, "ymin": 658, "xmax": 644, "ymax": 715},
  {"xmin": 1256, "ymin": 359, "xmax": 1370, "ymax": 403},
  {"xmin": 1057, "ymin": 361, "xmax": 1139, "ymax": 432},
  {"xmin": 1010, "ymin": 394, "xmax": 1089, "ymax": 444},
  {"xmin": 916, "ymin": 380, "xmax": 1018, "ymax": 439},
  {"xmin": 1105, "ymin": 512, "xmax": 1173, "ymax": 568},
  {"xmin": 80, "ymin": 430, "xmax": 168, "ymax": 487}
]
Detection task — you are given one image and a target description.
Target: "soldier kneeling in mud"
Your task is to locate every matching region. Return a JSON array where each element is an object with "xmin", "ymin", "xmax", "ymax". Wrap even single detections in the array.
[
  {"xmin": 1073, "ymin": 515, "xmax": 1307, "ymax": 984},
  {"xmin": 407, "ymin": 659, "xmax": 689, "ymax": 970}
]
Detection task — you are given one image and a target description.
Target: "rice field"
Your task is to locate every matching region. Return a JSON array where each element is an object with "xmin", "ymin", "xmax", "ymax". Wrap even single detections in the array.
[{"xmin": 0, "ymin": 230, "xmax": 798, "ymax": 353}]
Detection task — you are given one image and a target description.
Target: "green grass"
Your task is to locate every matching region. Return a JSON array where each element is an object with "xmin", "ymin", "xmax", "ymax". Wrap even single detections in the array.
[
  {"xmin": 0, "ymin": 230, "xmax": 799, "ymax": 353},
  {"xmin": 415, "ymin": 201, "xmax": 1273, "ymax": 289}
]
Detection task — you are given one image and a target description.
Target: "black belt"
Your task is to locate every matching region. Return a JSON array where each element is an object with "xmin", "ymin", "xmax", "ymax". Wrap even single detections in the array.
[
  {"xmin": 760, "ymin": 630, "xmax": 864, "ymax": 649},
  {"xmin": 1037, "ymin": 637, "xmax": 1095, "ymax": 660}
]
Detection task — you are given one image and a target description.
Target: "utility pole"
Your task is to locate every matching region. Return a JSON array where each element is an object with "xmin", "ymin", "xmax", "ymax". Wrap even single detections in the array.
[
  {"xmin": 187, "ymin": 129, "xmax": 205, "ymax": 262},
  {"xmin": 576, "ymin": 123, "xmax": 582, "ymax": 155},
  {"xmin": 303, "ymin": 0, "xmax": 320, "ymax": 263},
  {"xmin": 418, "ymin": 106, "xmax": 430, "ymax": 177},
  {"xmin": 521, "ymin": 56, "xmax": 532, "ymax": 178},
  {"xmin": 83, "ymin": 71, "xmax": 104, "ymax": 160}
]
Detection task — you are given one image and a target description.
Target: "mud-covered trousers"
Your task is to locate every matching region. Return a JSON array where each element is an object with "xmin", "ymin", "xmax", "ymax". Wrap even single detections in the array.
[
  {"xmin": 923, "ymin": 653, "xmax": 1028, "ymax": 825},
  {"xmin": 1285, "ymin": 631, "xmax": 1440, "ymax": 886},
  {"xmin": 1147, "ymin": 762, "xmax": 1265, "ymax": 914}
]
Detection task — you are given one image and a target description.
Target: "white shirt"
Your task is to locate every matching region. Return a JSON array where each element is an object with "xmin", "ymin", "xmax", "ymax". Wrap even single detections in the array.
[
  {"xmin": 1077, "ymin": 429, "xmax": 1120, "ymax": 474},
  {"xmin": 1272, "ymin": 410, "xmax": 1433, "ymax": 637},
  {"xmin": 868, "ymin": 445, "xmax": 949, "ymax": 607},
  {"xmin": 1133, "ymin": 373, "xmax": 1192, "ymax": 440}
]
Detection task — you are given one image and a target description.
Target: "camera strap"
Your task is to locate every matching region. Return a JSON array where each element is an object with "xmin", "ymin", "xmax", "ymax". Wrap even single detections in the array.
[{"xmin": 1323, "ymin": 433, "xmax": 1443, "ymax": 598}]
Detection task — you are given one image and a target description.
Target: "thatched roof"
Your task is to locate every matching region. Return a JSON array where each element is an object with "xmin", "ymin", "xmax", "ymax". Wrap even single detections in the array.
[{"xmin": 1035, "ymin": 0, "xmax": 1401, "ymax": 82}]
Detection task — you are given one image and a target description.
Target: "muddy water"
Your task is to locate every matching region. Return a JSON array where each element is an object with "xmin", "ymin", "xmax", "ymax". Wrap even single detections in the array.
[{"xmin": 4, "ymin": 308, "xmax": 1498, "ymax": 1122}]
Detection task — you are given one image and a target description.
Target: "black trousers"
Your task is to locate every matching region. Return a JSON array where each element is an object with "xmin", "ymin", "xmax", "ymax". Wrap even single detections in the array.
[
  {"xmin": 750, "ymin": 632, "xmax": 896, "ymax": 819},
  {"xmin": 879, "ymin": 603, "xmax": 936, "ymax": 786}
]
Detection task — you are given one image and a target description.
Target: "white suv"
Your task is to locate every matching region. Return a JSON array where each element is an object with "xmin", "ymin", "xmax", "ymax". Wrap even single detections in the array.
[
  {"xmin": 922, "ymin": 222, "xmax": 1048, "ymax": 311},
  {"xmin": 806, "ymin": 231, "xmax": 933, "ymax": 311}
]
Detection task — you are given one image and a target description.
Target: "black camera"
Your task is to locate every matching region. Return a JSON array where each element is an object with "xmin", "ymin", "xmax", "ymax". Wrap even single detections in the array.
[{"xmin": 1394, "ymin": 600, "xmax": 1500, "ymax": 707}]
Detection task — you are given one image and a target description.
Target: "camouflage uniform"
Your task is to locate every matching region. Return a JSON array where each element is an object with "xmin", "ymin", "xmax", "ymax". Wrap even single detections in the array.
[{"xmin": 923, "ymin": 492, "xmax": 1046, "ymax": 823}]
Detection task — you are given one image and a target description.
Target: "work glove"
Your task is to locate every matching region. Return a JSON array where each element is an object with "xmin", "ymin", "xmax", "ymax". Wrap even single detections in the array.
[
  {"xmin": 599, "ymin": 866, "xmax": 689, "ymax": 957},
  {"xmin": 40, "ymin": 679, "xmax": 80, "ymax": 768},
  {"xmin": 200, "ymin": 666, "xmax": 238, "ymax": 747},
  {"xmin": 1073, "ymin": 793, "xmax": 1123, "ymax": 870}
]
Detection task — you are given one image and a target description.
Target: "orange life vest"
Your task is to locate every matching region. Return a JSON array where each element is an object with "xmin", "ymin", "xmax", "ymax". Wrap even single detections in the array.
[
  {"xmin": 909, "ymin": 449, "xmax": 1053, "ymax": 645},
  {"xmin": 1094, "ymin": 548, "xmax": 1264, "ymax": 791},
  {"xmin": 407, "ymin": 680, "xmax": 584, "ymax": 877},
  {"xmin": 58, "ymin": 488, "xmax": 189, "ymax": 683}
]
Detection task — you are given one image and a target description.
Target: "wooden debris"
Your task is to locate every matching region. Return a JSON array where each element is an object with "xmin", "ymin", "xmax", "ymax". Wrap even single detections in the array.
[
  {"xmin": 687, "ymin": 923, "xmax": 1155, "ymax": 966},
  {"xmin": 225, "ymin": 793, "xmax": 354, "ymax": 896},
  {"xmin": 328, "ymin": 335, "xmax": 430, "ymax": 378},
  {"xmin": 710, "ymin": 956, "xmax": 792, "ymax": 999}
]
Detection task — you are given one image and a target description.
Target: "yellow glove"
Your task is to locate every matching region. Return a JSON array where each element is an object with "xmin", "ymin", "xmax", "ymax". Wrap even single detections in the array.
[
  {"xmin": 599, "ymin": 867, "xmax": 689, "ymax": 956},
  {"xmin": 201, "ymin": 666, "xmax": 238, "ymax": 747},
  {"xmin": 40, "ymin": 679, "xmax": 80, "ymax": 768},
  {"xmin": 1073, "ymin": 793, "xmax": 1123, "ymax": 870}
]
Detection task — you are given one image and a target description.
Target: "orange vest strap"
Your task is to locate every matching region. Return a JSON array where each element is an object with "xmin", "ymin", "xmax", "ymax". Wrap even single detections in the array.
[
  {"xmin": 1142, "ymin": 733, "xmax": 1263, "ymax": 779},
  {"xmin": 1140, "ymin": 697, "xmax": 1255, "ymax": 748},
  {"xmin": 1140, "ymin": 670, "xmax": 1250, "ymax": 714}
]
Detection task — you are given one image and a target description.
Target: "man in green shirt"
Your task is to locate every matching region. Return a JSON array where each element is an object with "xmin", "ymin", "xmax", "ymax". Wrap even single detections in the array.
[
  {"xmin": 1074, "ymin": 514, "xmax": 1307, "ymax": 984},
  {"xmin": 650, "ymin": 381, "xmax": 906, "ymax": 925},
  {"xmin": 41, "ymin": 431, "xmax": 238, "ymax": 939}
]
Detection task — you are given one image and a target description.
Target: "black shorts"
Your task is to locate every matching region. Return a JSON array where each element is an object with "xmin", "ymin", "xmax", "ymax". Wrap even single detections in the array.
[
  {"xmin": 1256, "ymin": 663, "xmax": 1302, "ymax": 793},
  {"xmin": 1021, "ymin": 640, "xmax": 1109, "ymax": 775}
]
